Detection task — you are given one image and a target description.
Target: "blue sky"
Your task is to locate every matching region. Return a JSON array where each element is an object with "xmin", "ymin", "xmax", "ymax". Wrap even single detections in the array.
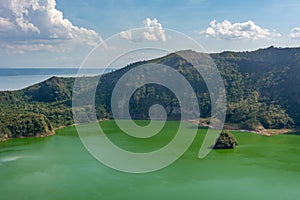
[
  {"xmin": 55, "ymin": 0, "xmax": 300, "ymax": 37},
  {"xmin": 1, "ymin": 0, "xmax": 300, "ymax": 68}
]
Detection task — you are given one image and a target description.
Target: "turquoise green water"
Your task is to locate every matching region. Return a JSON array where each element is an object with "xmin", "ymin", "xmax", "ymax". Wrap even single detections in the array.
[{"xmin": 0, "ymin": 120, "xmax": 300, "ymax": 200}]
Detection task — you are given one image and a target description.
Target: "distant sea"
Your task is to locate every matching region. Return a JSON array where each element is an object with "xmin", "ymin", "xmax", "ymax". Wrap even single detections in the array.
[{"xmin": 0, "ymin": 68, "xmax": 114, "ymax": 91}]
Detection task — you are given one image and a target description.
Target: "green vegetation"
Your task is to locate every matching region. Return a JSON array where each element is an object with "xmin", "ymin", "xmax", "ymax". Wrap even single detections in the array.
[
  {"xmin": 213, "ymin": 130, "xmax": 238, "ymax": 149},
  {"xmin": 0, "ymin": 77, "xmax": 73, "ymax": 139},
  {"xmin": 0, "ymin": 46, "xmax": 299, "ymax": 140},
  {"xmin": 0, "ymin": 113, "xmax": 52, "ymax": 140}
]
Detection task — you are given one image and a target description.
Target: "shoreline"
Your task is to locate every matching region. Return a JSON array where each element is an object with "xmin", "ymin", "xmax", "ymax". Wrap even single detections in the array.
[
  {"xmin": 0, "ymin": 130, "xmax": 55, "ymax": 142},
  {"xmin": 188, "ymin": 119, "xmax": 299, "ymax": 137},
  {"xmin": 0, "ymin": 119, "xmax": 110, "ymax": 143},
  {"xmin": 1, "ymin": 119, "xmax": 298, "ymax": 142}
]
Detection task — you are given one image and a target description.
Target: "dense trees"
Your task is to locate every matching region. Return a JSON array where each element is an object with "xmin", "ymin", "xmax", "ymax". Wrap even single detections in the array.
[
  {"xmin": 227, "ymin": 91, "xmax": 294, "ymax": 130},
  {"xmin": 0, "ymin": 46, "xmax": 299, "ymax": 140},
  {"xmin": 0, "ymin": 113, "xmax": 52, "ymax": 140}
]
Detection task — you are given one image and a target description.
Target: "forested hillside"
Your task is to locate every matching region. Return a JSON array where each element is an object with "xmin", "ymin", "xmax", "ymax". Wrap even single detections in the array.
[{"xmin": 0, "ymin": 46, "xmax": 299, "ymax": 140}]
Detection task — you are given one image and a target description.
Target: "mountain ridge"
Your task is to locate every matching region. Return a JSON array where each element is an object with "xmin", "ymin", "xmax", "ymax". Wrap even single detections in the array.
[{"xmin": 0, "ymin": 46, "xmax": 299, "ymax": 140}]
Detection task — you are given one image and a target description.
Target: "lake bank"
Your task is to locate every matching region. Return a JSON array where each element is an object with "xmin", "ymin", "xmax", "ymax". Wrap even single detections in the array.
[
  {"xmin": 0, "ymin": 130, "xmax": 55, "ymax": 142},
  {"xmin": 189, "ymin": 119, "xmax": 299, "ymax": 136},
  {"xmin": 1, "ymin": 119, "xmax": 299, "ymax": 143}
]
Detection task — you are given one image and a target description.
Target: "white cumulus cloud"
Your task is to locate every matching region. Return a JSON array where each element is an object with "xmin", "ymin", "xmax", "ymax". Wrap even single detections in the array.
[
  {"xmin": 119, "ymin": 18, "xmax": 166, "ymax": 42},
  {"xmin": 143, "ymin": 18, "xmax": 166, "ymax": 42},
  {"xmin": 0, "ymin": 0, "xmax": 102, "ymax": 53},
  {"xmin": 289, "ymin": 27, "xmax": 300, "ymax": 39},
  {"xmin": 120, "ymin": 31, "xmax": 133, "ymax": 41},
  {"xmin": 201, "ymin": 20, "xmax": 280, "ymax": 40},
  {"xmin": 0, "ymin": 17, "xmax": 14, "ymax": 31}
]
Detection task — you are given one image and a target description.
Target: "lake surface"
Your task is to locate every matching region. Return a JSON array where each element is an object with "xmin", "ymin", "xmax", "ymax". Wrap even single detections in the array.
[
  {"xmin": 0, "ymin": 120, "xmax": 300, "ymax": 200},
  {"xmin": 0, "ymin": 68, "xmax": 114, "ymax": 91}
]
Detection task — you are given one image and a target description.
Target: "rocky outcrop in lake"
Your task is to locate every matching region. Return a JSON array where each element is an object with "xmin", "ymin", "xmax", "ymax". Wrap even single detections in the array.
[{"xmin": 213, "ymin": 130, "xmax": 238, "ymax": 149}]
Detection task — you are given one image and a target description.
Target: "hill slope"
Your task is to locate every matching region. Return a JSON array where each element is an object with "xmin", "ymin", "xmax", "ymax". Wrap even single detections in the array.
[{"xmin": 0, "ymin": 46, "xmax": 299, "ymax": 140}]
